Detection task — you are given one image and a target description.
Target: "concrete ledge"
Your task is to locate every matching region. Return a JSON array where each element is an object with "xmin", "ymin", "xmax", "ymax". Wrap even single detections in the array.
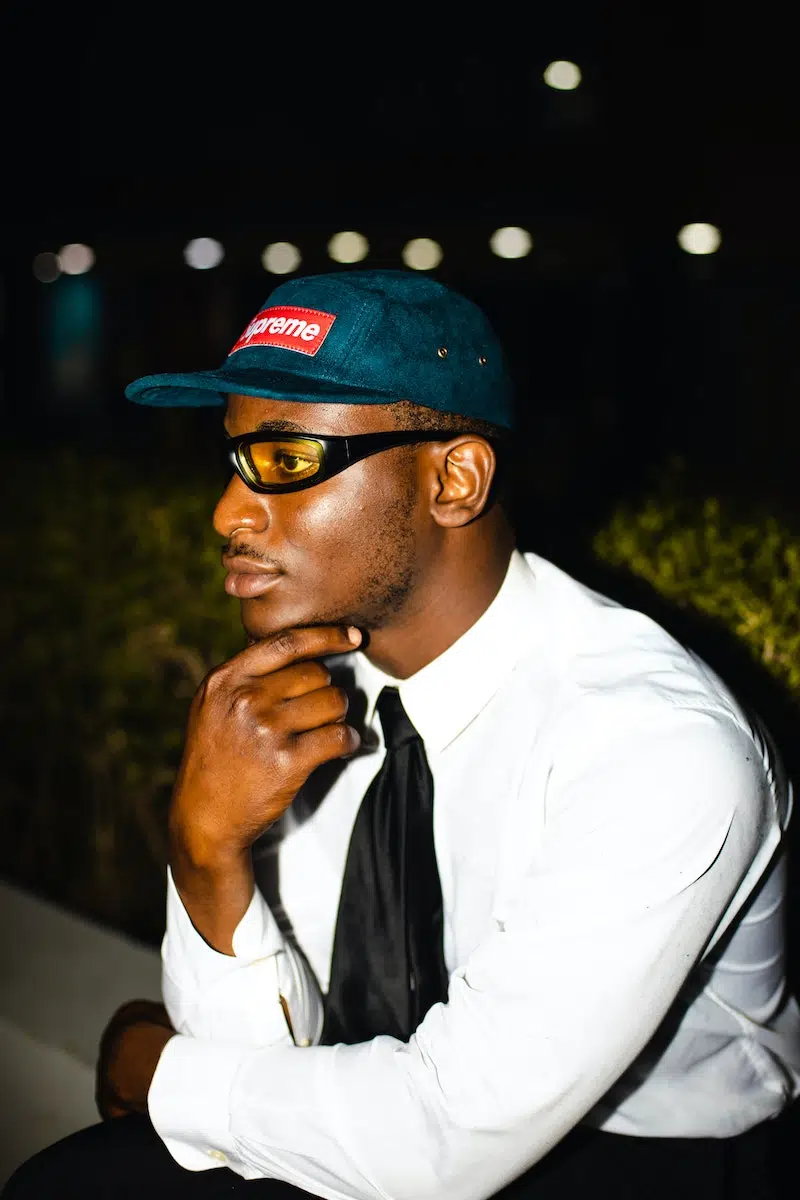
[{"xmin": 0, "ymin": 879, "xmax": 162, "ymax": 1185}]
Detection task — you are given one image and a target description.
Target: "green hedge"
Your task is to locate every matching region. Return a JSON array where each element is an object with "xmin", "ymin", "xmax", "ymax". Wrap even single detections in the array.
[
  {"xmin": 1, "ymin": 447, "xmax": 798, "ymax": 944},
  {"xmin": 0, "ymin": 444, "xmax": 243, "ymax": 942},
  {"xmin": 592, "ymin": 459, "xmax": 800, "ymax": 699}
]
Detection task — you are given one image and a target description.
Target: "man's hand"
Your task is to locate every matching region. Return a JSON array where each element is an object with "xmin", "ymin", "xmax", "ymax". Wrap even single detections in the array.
[
  {"xmin": 95, "ymin": 999, "xmax": 175, "ymax": 1121},
  {"xmin": 169, "ymin": 624, "xmax": 362, "ymax": 953}
]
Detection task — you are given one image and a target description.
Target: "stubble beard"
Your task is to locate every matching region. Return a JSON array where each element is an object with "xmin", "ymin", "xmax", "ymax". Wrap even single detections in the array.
[{"xmin": 244, "ymin": 480, "xmax": 419, "ymax": 642}]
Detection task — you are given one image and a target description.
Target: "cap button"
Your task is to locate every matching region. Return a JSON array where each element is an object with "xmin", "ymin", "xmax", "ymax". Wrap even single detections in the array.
[{"xmin": 437, "ymin": 346, "xmax": 448, "ymax": 359}]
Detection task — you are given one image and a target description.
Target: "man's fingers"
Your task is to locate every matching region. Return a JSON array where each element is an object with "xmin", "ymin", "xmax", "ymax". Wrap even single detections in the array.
[
  {"xmin": 295, "ymin": 721, "xmax": 361, "ymax": 767},
  {"xmin": 271, "ymin": 660, "xmax": 334, "ymax": 701},
  {"xmin": 233, "ymin": 625, "xmax": 361, "ymax": 678},
  {"xmin": 278, "ymin": 685, "xmax": 350, "ymax": 735}
]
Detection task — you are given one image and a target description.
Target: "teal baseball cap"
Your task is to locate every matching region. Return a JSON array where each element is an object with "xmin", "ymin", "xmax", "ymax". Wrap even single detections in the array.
[{"xmin": 125, "ymin": 269, "xmax": 516, "ymax": 430}]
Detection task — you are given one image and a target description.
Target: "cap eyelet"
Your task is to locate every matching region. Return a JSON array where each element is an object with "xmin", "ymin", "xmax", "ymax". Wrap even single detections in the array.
[
  {"xmin": 478, "ymin": 355, "xmax": 487, "ymax": 366},
  {"xmin": 437, "ymin": 346, "xmax": 448, "ymax": 359}
]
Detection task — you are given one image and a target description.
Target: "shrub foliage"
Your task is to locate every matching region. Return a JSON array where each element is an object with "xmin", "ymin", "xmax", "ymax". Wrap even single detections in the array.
[
  {"xmin": 0, "ymin": 445, "xmax": 243, "ymax": 942},
  {"xmin": 593, "ymin": 460, "xmax": 800, "ymax": 698}
]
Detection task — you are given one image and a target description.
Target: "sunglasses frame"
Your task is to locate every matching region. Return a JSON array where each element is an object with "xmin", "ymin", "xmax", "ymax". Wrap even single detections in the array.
[{"xmin": 225, "ymin": 427, "xmax": 501, "ymax": 494}]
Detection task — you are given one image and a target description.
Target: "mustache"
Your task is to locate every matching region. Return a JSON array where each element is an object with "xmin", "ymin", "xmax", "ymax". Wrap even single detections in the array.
[{"xmin": 221, "ymin": 542, "xmax": 284, "ymax": 571}]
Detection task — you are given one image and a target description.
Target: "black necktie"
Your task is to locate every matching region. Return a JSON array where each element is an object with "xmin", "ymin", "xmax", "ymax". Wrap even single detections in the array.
[{"xmin": 320, "ymin": 686, "xmax": 449, "ymax": 1045}]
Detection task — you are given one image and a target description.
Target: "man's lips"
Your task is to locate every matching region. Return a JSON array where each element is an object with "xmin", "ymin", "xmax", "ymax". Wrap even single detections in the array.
[{"xmin": 222, "ymin": 556, "xmax": 283, "ymax": 599}]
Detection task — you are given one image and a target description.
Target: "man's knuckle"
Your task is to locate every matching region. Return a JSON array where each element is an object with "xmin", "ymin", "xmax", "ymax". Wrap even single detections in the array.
[
  {"xmin": 276, "ymin": 747, "xmax": 307, "ymax": 788},
  {"xmin": 273, "ymin": 743, "xmax": 295, "ymax": 773},
  {"xmin": 229, "ymin": 688, "xmax": 256, "ymax": 720},
  {"xmin": 272, "ymin": 630, "xmax": 300, "ymax": 659},
  {"xmin": 251, "ymin": 717, "xmax": 277, "ymax": 744},
  {"xmin": 195, "ymin": 666, "xmax": 221, "ymax": 702}
]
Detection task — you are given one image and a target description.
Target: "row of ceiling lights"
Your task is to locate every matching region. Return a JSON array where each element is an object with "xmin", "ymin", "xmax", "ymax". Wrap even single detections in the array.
[
  {"xmin": 29, "ymin": 60, "xmax": 617, "ymax": 285},
  {"xmin": 190, "ymin": 228, "xmax": 536, "ymax": 273},
  {"xmin": 30, "ymin": 56, "xmax": 584, "ymax": 284},
  {"xmin": 32, "ymin": 223, "xmax": 722, "ymax": 284}
]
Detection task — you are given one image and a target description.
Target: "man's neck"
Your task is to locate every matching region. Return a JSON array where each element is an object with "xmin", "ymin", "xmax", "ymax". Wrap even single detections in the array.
[{"xmin": 363, "ymin": 527, "xmax": 516, "ymax": 680}]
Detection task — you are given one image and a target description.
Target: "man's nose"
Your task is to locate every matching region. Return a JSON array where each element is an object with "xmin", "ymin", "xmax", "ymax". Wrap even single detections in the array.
[{"xmin": 213, "ymin": 474, "xmax": 270, "ymax": 538}]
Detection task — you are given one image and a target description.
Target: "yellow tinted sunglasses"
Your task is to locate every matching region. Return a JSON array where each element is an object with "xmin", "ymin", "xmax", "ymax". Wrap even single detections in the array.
[{"xmin": 225, "ymin": 428, "xmax": 495, "ymax": 494}]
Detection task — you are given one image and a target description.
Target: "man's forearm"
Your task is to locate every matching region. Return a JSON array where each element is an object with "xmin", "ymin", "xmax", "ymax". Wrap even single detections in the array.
[{"xmin": 168, "ymin": 821, "xmax": 255, "ymax": 956}]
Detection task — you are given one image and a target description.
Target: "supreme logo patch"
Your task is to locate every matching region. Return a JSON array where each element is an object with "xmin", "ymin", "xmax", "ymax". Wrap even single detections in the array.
[{"xmin": 228, "ymin": 306, "xmax": 336, "ymax": 357}]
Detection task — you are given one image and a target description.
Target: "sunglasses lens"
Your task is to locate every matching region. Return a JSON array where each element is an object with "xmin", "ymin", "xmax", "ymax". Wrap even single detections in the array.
[{"xmin": 242, "ymin": 438, "xmax": 324, "ymax": 488}]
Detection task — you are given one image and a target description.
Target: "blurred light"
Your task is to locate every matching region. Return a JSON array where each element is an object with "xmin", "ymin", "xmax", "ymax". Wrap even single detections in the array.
[
  {"xmin": 490, "ymin": 227, "xmax": 533, "ymax": 259},
  {"xmin": 677, "ymin": 223, "xmax": 721, "ymax": 255},
  {"xmin": 183, "ymin": 237, "xmax": 225, "ymax": 269},
  {"xmin": 543, "ymin": 60, "xmax": 582, "ymax": 90},
  {"xmin": 328, "ymin": 230, "xmax": 369, "ymax": 264},
  {"xmin": 33, "ymin": 252, "xmax": 61, "ymax": 283},
  {"xmin": 261, "ymin": 241, "xmax": 302, "ymax": 274},
  {"xmin": 58, "ymin": 243, "xmax": 95, "ymax": 275},
  {"xmin": 401, "ymin": 238, "xmax": 443, "ymax": 271}
]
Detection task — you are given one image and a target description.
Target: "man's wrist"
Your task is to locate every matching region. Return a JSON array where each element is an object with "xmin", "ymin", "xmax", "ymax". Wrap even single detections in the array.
[
  {"xmin": 168, "ymin": 806, "xmax": 249, "ymax": 874},
  {"xmin": 168, "ymin": 821, "xmax": 255, "ymax": 956}
]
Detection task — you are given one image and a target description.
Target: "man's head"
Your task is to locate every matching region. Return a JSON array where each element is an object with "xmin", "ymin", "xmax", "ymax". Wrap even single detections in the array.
[{"xmin": 126, "ymin": 270, "xmax": 517, "ymax": 673}]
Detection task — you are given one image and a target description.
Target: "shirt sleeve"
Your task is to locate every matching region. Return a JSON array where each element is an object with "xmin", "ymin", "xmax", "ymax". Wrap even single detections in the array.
[
  {"xmin": 159, "ymin": 865, "xmax": 324, "ymax": 1050},
  {"xmin": 149, "ymin": 712, "xmax": 771, "ymax": 1198}
]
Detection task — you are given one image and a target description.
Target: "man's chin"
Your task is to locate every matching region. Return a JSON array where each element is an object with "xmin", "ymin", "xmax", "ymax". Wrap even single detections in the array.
[
  {"xmin": 241, "ymin": 615, "xmax": 294, "ymax": 645},
  {"xmin": 240, "ymin": 604, "xmax": 292, "ymax": 646},
  {"xmin": 240, "ymin": 602, "xmax": 356, "ymax": 645}
]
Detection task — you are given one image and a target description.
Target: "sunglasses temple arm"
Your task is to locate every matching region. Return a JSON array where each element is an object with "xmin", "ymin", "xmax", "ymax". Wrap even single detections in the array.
[{"xmin": 343, "ymin": 431, "xmax": 452, "ymax": 469}]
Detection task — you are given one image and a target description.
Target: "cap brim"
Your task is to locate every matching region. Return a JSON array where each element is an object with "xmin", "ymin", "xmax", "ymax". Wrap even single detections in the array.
[{"xmin": 125, "ymin": 366, "xmax": 398, "ymax": 408}]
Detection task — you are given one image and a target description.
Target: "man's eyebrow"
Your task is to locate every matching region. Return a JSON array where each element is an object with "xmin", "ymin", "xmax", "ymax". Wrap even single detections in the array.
[
  {"xmin": 223, "ymin": 417, "xmax": 317, "ymax": 436},
  {"xmin": 254, "ymin": 418, "xmax": 314, "ymax": 433}
]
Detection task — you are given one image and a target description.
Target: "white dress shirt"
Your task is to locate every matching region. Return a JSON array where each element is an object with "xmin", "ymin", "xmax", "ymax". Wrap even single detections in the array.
[{"xmin": 148, "ymin": 549, "xmax": 800, "ymax": 1200}]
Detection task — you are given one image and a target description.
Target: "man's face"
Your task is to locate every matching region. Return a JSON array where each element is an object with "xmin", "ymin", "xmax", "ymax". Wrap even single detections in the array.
[{"xmin": 215, "ymin": 394, "xmax": 426, "ymax": 643}]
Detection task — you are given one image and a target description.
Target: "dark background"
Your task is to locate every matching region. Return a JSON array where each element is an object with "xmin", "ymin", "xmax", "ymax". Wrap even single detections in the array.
[{"xmin": 2, "ymin": 4, "xmax": 798, "ymax": 545}]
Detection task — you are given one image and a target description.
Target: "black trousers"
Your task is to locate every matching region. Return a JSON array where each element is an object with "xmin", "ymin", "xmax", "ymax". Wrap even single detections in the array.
[{"xmin": 2, "ymin": 1106, "xmax": 794, "ymax": 1199}]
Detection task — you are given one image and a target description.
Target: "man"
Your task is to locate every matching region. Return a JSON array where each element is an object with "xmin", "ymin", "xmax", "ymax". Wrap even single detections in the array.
[{"xmin": 6, "ymin": 269, "xmax": 799, "ymax": 1198}]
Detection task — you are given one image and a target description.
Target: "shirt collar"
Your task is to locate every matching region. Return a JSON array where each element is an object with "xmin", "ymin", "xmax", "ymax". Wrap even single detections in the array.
[{"xmin": 354, "ymin": 550, "xmax": 541, "ymax": 755}]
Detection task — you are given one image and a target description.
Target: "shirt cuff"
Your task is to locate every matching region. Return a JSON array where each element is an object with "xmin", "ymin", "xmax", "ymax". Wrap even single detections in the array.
[
  {"xmin": 147, "ymin": 1033, "xmax": 250, "ymax": 1174},
  {"xmin": 163, "ymin": 865, "xmax": 286, "ymax": 989}
]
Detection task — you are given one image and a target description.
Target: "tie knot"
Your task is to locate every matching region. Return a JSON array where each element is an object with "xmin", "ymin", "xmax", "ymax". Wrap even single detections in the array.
[{"xmin": 376, "ymin": 687, "xmax": 420, "ymax": 751}]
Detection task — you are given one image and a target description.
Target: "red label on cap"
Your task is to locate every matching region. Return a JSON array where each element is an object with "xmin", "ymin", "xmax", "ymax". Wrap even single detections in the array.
[{"xmin": 229, "ymin": 306, "xmax": 336, "ymax": 357}]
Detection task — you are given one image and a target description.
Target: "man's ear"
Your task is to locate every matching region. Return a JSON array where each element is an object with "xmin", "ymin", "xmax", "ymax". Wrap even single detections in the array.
[{"xmin": 426, "ymin": 437, "xmax": 498, "ymax": 528}]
